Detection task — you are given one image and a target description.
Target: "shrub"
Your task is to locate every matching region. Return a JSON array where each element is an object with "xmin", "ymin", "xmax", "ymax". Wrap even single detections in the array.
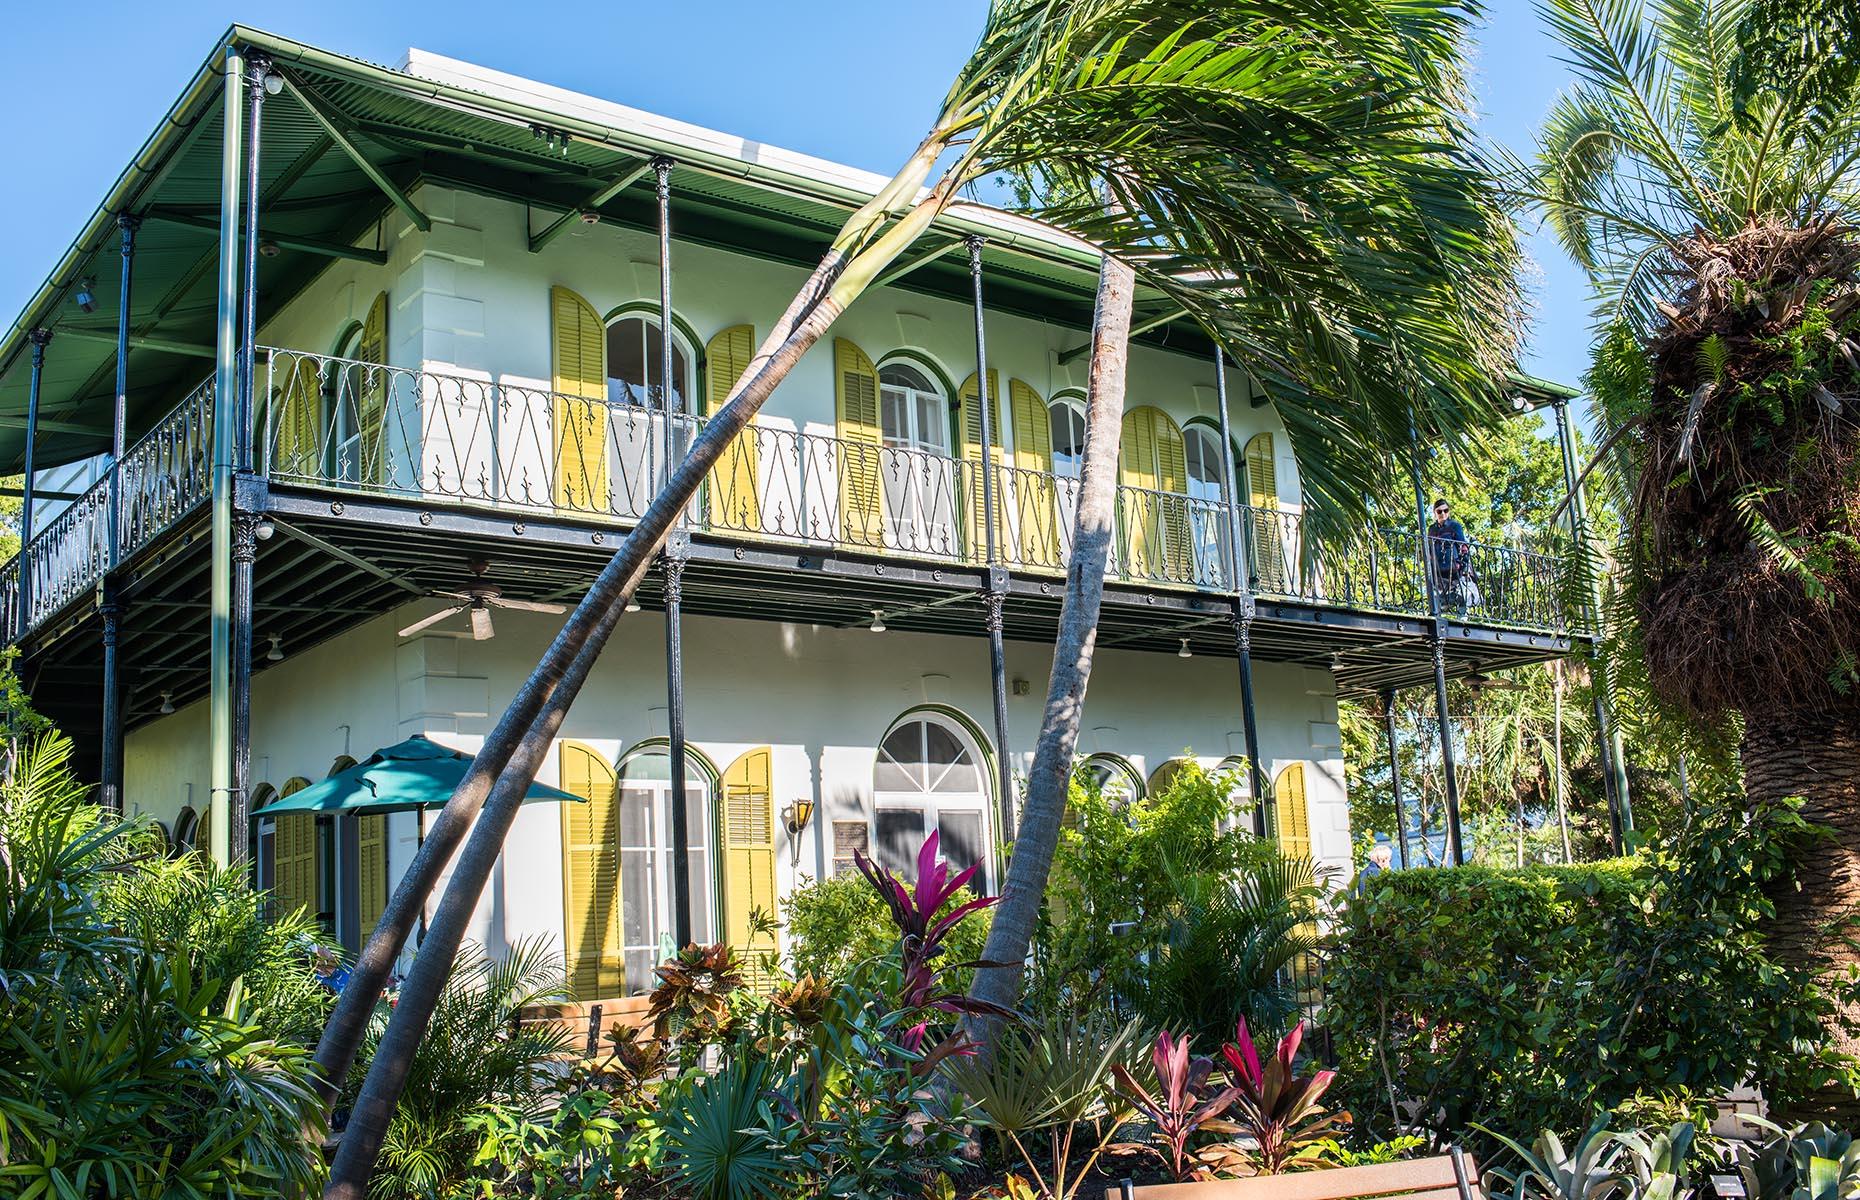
[
  {"xmin": 1326, "ymin": 797, "xmax": 1845, "ymax": 1148},
  {"xmin": 783, "ymin": 868, "xmax": 990, "ymax": 986}
]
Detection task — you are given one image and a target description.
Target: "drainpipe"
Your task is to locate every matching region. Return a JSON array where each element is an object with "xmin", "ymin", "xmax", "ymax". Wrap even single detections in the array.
[
  {"xmin": 1212, "ymin": 350, "xmax": 1267, "ymax": 834},
  {"xmin": 967, "ymin": 237, "xmax": 1015, "ymax": 840},
  {"xmin": 1382, "ymin": 688, "xmax": 1409, "ymax": 869},
  {"xmin": 1409, "ymin": 438, "xmax": 1464, "ymax": 865},
  {"xmin": 19, "ymin": 329, "xmax": 50, "ymax": 636},
  {"xmin": 1553, "ymin": 398, "xmax": 1630, "ymax": 852},
  {"xmin": 207, "ymin": 46, "xmax": 247, "ymax": 868},
  {"xmin": 656, "ymin": 156, "xmax": 693, "ymax": 949}
]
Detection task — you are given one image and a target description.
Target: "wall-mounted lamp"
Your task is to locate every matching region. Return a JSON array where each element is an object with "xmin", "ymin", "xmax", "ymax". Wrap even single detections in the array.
[
  {"xmin": 783, "ymin": 797, "xmax": 816, "ymax": 865},
  {"xmin": 74, "ymin": 278, "xmax": 97, "ymax": 314}
]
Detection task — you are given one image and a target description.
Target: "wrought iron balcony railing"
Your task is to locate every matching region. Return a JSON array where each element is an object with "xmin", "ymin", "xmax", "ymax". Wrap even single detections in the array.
[{"xmin": 0, "ymin": 348, "xmax": 1585, "ymax": 643}]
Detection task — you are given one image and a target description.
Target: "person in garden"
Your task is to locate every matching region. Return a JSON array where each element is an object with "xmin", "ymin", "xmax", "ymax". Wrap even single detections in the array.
[
  {"xmin": 1356, "ymin": 841, "xmax": 1393, "ymax": 896},
  {"xmin": 1427, "ymin": 499, "xmax": 1471, "ymax": 612}
]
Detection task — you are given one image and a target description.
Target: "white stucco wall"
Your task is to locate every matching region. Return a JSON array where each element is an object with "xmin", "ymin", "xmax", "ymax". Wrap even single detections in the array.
[{"xmin": 125, "ymin": 605, "xmax": 1349, "ymax": 963}]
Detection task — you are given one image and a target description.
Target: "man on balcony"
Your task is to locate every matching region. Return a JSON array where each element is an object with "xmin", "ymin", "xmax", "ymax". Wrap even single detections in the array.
[{"xmin": 1427, "ymin": 498, "xmax": 1472, "ymax": 614}]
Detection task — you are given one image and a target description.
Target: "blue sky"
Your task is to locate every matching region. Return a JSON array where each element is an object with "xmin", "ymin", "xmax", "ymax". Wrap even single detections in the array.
[{"xmin": 0, "ymin": 0, "xmax": 1596, "ymax": 396}]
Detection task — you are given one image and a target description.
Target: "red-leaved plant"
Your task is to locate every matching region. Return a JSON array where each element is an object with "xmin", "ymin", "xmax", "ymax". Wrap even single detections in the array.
[
  {"xmin": 1222, "ymin": 1018, "xmax": 1347, "ymax": 1174},
  {"xmin": 853, "ymin": 831, "xmax": 1010, "ymax": 1071},
  {"xmin": 1112, "ymin": 1030, "xmax": 1243, "ymax": 1181}
]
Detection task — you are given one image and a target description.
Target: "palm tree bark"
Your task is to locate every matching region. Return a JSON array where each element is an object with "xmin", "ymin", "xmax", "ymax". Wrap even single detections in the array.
[
  {"xmin": 1745, "ymin": 709, "xmax": 1860, "ymax": 1124},
  {"xmin": 967, "ymin": 250, "xmax": 1134, "ymax": 1031}
]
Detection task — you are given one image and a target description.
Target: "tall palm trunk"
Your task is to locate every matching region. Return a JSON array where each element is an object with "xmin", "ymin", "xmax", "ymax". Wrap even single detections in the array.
[
  {"xmin": 966, "ymin": 250, "xmax": 1134, "ymax": 1030},
  {"xmin": 1744, "ymin": 710, "xmax": 1860, "ymax": 1123}
]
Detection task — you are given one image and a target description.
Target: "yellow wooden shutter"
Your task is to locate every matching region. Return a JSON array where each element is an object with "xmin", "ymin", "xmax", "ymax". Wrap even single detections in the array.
[
  {"xmin": 558, "ymin": 741, "xmax": 623, "ymax": 1000},
  {"xmin": 721, "ymin": 747, "xmax": 778, "ymax": 991},
  {"xmin": 1009, "ymin": 379, "xmax": 1059, "ymax": 567},
  {"xmin": 704, "ymin": 324, "xmax": 760, "ymax": 531},
  {"xmin": 273, "ymin": 811, "xmax": 318, "ymax": 922},
  {"xmin": 273, "ymin": 358, "xmax": 321, "ymax": 478},
  {"xmin": 356, "ymin": 813, "xmax": 388, "ymax": 936},
  {"xmin": 1118, "ymin": 406, "xmax": 1169, "ymax": 577},
  {"xmin": 357, "ymin": 291, "xmax": 389, "ymax": 484},
  {"xmin": 834, "ymin": 338, "xmax": 883, "ymax": 547},
  {"xmin": 958, "ymin": 369, "xmax": 1005, "ymax": 559},
  {"xmin": 1271, "ymin": 762, "xmax": 1311, "ymax": 860},
  {"xmin": 550, "ymin": 286, "xmax": 609, "ymax": 513},
  {"xmin": 1153, "ymin": 411, "xmax": 1191, "ymax": 579},
  {"xmin": 1245, "ymin": 432, "xmax": 1285, "ymax": 590}
]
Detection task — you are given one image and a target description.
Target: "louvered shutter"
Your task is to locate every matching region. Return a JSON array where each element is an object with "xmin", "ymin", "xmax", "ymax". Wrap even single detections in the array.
[
  {"xmin": 1245, "ymin": 432, "xmax": 1285, "ymax": 590},
  {"xmin": 356, "ymin": 813, "xmax": 388, "ymax": 934},
  {"xmin": 558, "ymin": 741, "xmax": 623, "ymax": 1000},
  {"xmin": 550, "ymin": 286, "xmax": 610, "ymax": 513},
  {"xmin": 721, "ymin": 747, "xmax": 778, "ymax": 991},
  {"xmin": 1118, "ymin": 407, "xmax": 1161, "ymax": 577},
  {"xmin": 272, "ymin": 811, "xmax": 318, "ymax": 922},
  {"xmin": 834, "ymin": 338, "xmax": 883, "ymax": 547},
  {"xmin": 1152, "ymin": 412, "xmax": 1191, "ymax": 579},
  {"xmin": 1009, "ymin": 379, "xmax": 1059, "ymax": 567},
  {"xmin": 357, "ymin": 292, "xmax": 389, "ymax": 483},
  {"xmin": 273, "ymin": 358, "xmax": 322, "ymax": 478},
  {"xmin": 704, "ymin": 324, "xmax": 760, "ymax": 531},
  {"xmin": 1271, "ymin": 762, "xmax": 1321, "ymax": 1004},
  {"xmin": 958, "ymin": 370, "xmax": 1005, "ymax": 559}
]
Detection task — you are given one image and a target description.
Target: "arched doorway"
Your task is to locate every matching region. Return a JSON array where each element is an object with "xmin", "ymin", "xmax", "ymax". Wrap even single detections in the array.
[
  {"xmin": 616, "ymin": 742, "xmax": 718, "ymax": 990},
  {"xmin": 874, "ymin": 710, "xmax": 993, "ymax": 888}
]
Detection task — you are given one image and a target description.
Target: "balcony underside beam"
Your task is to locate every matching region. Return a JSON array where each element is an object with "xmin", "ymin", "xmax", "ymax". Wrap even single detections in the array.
[
  {"xmin": 277, "ymin": 69, "xmax": 431, "ymax": 233},
  {"xmin": 527, "ymin": 158, "xmax": 655, "ymax": 253},
  {"xmin": 144, "ymin": 208, "xmax": 390, "ymax": 265}
]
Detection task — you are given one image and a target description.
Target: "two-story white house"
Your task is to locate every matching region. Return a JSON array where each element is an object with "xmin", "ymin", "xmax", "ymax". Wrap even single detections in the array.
[{"xmin": 0, "ymin": 27, "xmax": 1584, "ymax": 1001}]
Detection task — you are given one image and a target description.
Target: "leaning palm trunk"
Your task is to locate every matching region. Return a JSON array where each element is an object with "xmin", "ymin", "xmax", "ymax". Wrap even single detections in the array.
[{"xmin": 967, "ymin": 250, "xmax": 1134, "ymax": 1028}]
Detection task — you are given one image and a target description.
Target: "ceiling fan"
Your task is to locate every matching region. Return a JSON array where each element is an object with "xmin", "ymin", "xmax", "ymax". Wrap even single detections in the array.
[
  {"xmin": 1463, "ymin": 670, "xmax": 1526, "ymax": 692},
  {"xmin": 397, "ymin": 560, "xmax": 566, "ymax": 641}
]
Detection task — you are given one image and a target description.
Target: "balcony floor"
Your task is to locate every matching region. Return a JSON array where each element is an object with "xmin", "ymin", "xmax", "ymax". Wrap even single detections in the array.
[{"xmin": 15, "ymin": 480, "xmax": 1580, "ymax": 750}]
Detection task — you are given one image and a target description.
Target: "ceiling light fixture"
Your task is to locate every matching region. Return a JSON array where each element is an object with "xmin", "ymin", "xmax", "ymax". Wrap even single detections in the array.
[
  {"xmin": 1178, "ymin": 638, "xmax": 1192, "ymax": 659},
  {"xmin": 159, "ymin": 691, "xmax": 175, "ymax": 715},
  {"xmin": 266, "ymin": 633, "xmax": 284, "ymax": 662},
  {"xmin": 869, "ymin": 609, "xmax": 887, "ymax": 633}
]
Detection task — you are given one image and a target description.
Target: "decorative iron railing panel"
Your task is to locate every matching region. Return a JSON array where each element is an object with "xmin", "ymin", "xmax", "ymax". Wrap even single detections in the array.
[{"xmin": 0, "ymin": 349, "xmax": 1584, "ymax": 644}]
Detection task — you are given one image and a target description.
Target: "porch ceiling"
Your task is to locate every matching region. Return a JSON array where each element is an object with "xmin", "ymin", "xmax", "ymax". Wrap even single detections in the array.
[
  {"xmin": 0, "ymin": 27, "xmax": 1185, "ymax": 478},
  {"xmin": 15, "ymin": 488, "xmax": 1577, "ymax": 755}
]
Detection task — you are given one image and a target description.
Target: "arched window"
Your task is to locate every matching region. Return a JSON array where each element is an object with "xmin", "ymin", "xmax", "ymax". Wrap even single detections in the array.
[
  {"xmin": 1075, "ymin": 753, "xmax": 1143, "ymax": 805},
  {"xmin": 616, "ymin": 743, "xmax": 717, "ymax": 991},
  {"xmin": 874, "ymin": 711, "xmax": 992, "ymax": 887},
  {"xmin": 606, "ymin": 314, "xmax": 693, "ymax": 414},
  {"xmin": 173, "ymin": 804, "xmax": 202, "ymax": 855},
  {"xmin": 1215, "ymin": 755, "xmax": 1254, "ymax": 833},
  {"xmin": 878, "ymin": 362, "xmax": 949, "ymax": 455},
  {"xmin": 1049, "ymin": 394, "xmax": 1087, "ymax": 479}
]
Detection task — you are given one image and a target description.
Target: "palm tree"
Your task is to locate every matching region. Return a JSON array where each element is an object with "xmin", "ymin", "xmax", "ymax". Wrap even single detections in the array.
[
  {"xmin": 322, "ymin": 3, "xmax": 1523, "ymax": 1186},
  {"xmin": 1525, "ymin": 0, "xmax": 1860, "ymax": 1111}
]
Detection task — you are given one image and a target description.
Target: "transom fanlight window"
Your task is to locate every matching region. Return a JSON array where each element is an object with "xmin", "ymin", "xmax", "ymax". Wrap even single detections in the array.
[
  {"xmin": 606, "ymin": 315, "xmax": 691, "ymax": 413},
  {"xmin": 873, "ymin": 713, "xmax": 990, "ymax": 887},
  {"xmin": 1076, "ymin": 753, "xmax": 1143, "ymax": 805},
  {"xmin": 879, "ymin": 363, "xmax": 949, "ymax": 454},
  {"xmin": 1049, "ymin": 398, "xmax": 1087, "ymax": 478}
]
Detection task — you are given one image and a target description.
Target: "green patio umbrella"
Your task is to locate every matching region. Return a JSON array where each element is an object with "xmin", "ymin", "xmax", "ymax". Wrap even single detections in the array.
[{"xmin": 251, "ymin": 736, "xmax": 584, "ymax": 816}]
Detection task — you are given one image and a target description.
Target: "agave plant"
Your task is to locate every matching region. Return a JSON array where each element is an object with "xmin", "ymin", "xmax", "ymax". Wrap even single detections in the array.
[
  {"xmin": 1222, "ymin": 1018, "xmax": 1347, "ymax": 1174},
  {"xmin": 1615, "ymin": 1121, "xmax": 1699, "ymax": 1200},
  {"xmin": 1112, "ymin": 1029, "xmax": 1243, "ymax": 1182},
  {"xmin": 1736, "ymin": 1121, "xmax": 1860, "ymax": 1200},
  {"xmin": 1482, "ymin": 1115, "xmax": 1635, "ymax": 1200}
]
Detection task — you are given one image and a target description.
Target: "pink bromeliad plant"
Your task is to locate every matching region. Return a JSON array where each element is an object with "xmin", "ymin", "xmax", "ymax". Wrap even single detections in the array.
[{"xmin": 1222, "ymin": 1018, "xmax": 1347, "ymax": 1174}]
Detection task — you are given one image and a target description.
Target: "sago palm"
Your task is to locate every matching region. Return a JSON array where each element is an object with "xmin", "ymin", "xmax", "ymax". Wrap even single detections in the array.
[
  {"xmin": 1525, "ymin": 0, "xmax": 1860, "ymax": 1112},
  {"xmin": 324, "ymin": 4, "xmax": 1524, "ymax": 1185}
]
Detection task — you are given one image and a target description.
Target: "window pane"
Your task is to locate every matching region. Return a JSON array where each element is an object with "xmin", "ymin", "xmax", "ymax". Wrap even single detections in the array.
[
  {"xmin": 880, "ymin": 364, "xmax": 933, "ymax": 392},
  {"xmin": 923, "ymin": 722, "xmax": 966, "ymax": 766},
  {"xmin": 915, "ymin": 394, "xmax": 944, "ymax": 451},
  {"xmin": 609, "ymin": 318, "xmax": 647, "ymax": 403},
  {"xmin": 937, "ymin": 809, "xmax": 984, "ymax": 875},
  {"xmin": 875, "ymin": 808, "xmax": 923, "ymax": 876}
]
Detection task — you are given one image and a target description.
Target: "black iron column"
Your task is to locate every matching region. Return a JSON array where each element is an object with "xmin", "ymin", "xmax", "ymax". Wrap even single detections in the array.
[
  {"xmin": 1409, "ymin": 440, "xmax": 1464, "ymax": 865},
  {"xmin": 1212, "ymin": 350, "xmax": 1268, "ymax": 834},
  {"xmin": 99, "ymin": 599, "xmax": 122, "ymax": 811},
  {"xmin": 1552, "ymin": 398, "xmax": 1629, "ymax": 853},
  {"xmin": 231, "ymin": 513, "xmax": 258, "ymax": 864},
  {"xmin": 19, "ymin": 329, "xmax": 50, "ymax": 635},
  {"xmin": 966, "ymin": 237, "xmax": 1015, "ymax": 831},
  {"xmin": 1381, "ymin": 688, "xmax": 1409, "ymax": 869},
  {"xmin": 652, "ymin": 156, "xmax": 674, "ymax": 494},
  {"xmin": 99, "ymin": 213, "xmax": 139, "ymax": 814},
  {"xmin": 663, "ymin": 535, "xmax": 692, "ymax": 949}
]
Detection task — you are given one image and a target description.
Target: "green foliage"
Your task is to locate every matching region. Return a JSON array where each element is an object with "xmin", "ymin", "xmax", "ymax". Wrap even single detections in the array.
[
  {"xmin": 1029, "ymin": 763, "xmax": 1324, "ymax": 1042},
  {"xmin": 784, "ymin": 869, "xmax": 990, "ymax": 988},
  {"xmin": 1327, "ymin": 798, "xmax": 1848, "ymax": 1148},
  {"xmin": 0, "ymin": 732, "xmax": 327, "ymax": 1198},
  {"xmin": 660, "ymin": 1059, "xmax": 789, "ymax": 1200},
  {"xmin": 358, "ymin": 938, "xmax": 574, "ymax": 1200}
]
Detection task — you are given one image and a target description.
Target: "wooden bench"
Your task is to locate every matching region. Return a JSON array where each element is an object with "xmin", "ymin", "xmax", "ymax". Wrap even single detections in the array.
[
  {"xmin": 1108, "ymin": 1149, "xmax": 1480, "ymax": 1200},
  {"xmin": 511, "ymin": 994, "xmax": 657, "ymax": 1058}
]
